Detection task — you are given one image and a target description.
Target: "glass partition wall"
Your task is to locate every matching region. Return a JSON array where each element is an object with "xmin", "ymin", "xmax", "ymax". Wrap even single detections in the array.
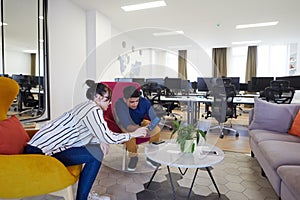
[{"xmin": 0, "ymin": 0, "xmax": 49, "ymax": 122}]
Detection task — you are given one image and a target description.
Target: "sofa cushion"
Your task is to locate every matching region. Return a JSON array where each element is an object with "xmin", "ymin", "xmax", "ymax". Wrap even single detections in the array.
[
  {"xmin": 288, "ymin": 109, "xmax": 300, "ymax": 137},
  {"xmin": 249, "ymin": 129, "xmax": 300, "ymax": 144},
  {"xmin": 278, "ymin": 165, "xmax": 300, "ymax": 199},
  {"xmin": 0, "ymin": 116, "xmax": 30, "ymax": 154},
  {"xmin": 259, "ymin": 140, "xmax": 300, "ymax": 169},
  {"xmin": 249, "ymin": 98, "xmax": 300, "ymax": 133}
]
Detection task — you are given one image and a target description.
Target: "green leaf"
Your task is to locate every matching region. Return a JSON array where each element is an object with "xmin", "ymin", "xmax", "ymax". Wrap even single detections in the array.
[{"xmin": 191, "ymin": 143, "xmax": 195, "ymax": 153}]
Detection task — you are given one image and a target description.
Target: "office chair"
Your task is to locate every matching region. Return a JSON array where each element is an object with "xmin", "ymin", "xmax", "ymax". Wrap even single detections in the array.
[
  {"xmin": 21, "ymin": 87, "xmax": 39, "ymax": 115},
  {"xmin": 142, "ymin": 83, "xmax": 174, "ymax": 129},
  {"xmin": 143, "ymin": 83, "xmax": 182, "ymax": 122},
  {"xmin": 12, "ymin": 74, "xmax": 43, "ymax": 117},
  {"xmin": 210, "ymin": 81, "xmax": 239, "ymax": 139},
  {"xmin": 264, "ymin": 80, "xmax": 295, "ymax": 104}
]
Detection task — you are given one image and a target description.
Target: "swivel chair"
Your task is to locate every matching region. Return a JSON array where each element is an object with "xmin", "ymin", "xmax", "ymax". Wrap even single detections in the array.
[
  {"xmin": 264, "ymin": 80, "xmax": 295, "ymax": 104},
  {"xmin": 142, "ymin": 82, "xmax": 181, "ymax": 122},
  {"xmin": 210, "ymin": 81, "xmax": 239, "ymax": 138}
]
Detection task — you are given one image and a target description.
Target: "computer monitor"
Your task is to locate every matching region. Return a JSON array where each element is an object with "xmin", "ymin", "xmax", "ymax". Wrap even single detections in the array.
[
  {"xmin": 276, "ymin": 75, "xmax": 300, "ymax": 90},
  {"xmin": 115, "ymin": 78, "xmax": 133, "ymax": 82},
  {"xmin": 239, "ymin": 83, "xmax": 248, "ymax": 91},
  {"xmin": 227, "ymin": 77, "xmax": 240, "ymax": 92},
  {"xmin": 164, "ymin": 77, "xmax": 182, "ymax": 90},
  {"xmin": 132, "ymin": 78, "xmax": 145, "ymax": 86},
  {"xmin": 247, "ymin": 81, "xmax": 253, "ymax": 92},
  {"xmin": 181, "ymin": 79, "xmax": 191, "ymax": 91},
  {"xmin": 12, "ymin": 74, "xmax": 28, "ymax": 86},
  {"xmin": 251, "ymin": 77, "xmax": 274, "ymax": 92},
  {"xmin": 0, "ymin": 74, "xmax": 9, "ymax": 77},
  {"xmin": 197, "ymin": 77, "xmax": 210, "ymax": 92},
  {"xmin": 145, "ymin": 78, "xmax": 164, "ymax": 86}
]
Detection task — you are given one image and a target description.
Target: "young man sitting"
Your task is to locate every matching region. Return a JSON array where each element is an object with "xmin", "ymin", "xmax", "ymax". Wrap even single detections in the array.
[{"xmin": 114, "ymin": 85, "xmax": 161, "ymax": 171}]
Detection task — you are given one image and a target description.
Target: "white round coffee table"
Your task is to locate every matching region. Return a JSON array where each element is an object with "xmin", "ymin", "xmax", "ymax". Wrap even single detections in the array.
[{"xmin": 145, "ymin": 139, "xmax": 224, "ymax": 199}]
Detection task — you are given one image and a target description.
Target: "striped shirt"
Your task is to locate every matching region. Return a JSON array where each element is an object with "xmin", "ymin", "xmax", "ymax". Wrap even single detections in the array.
[{"xmin": 28, "ymin": 100, "xmax": 131, "ymax": 155}]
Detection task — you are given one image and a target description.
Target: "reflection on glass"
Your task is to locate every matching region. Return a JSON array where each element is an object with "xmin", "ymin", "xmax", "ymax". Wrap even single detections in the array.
[{"xmin": 1, "ymin": 0, "xmax": 49, "ymax": 122}]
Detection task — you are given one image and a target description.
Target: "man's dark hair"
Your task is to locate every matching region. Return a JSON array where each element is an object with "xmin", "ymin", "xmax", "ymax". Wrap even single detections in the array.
[{"xmin": 123, "ymin": 85, "xmax": 140, "ymax": 99}]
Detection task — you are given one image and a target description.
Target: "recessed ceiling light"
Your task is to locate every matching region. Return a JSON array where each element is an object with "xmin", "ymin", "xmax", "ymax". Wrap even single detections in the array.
[
  {"xmin": 236, "ymin": 21, "xmax": 279, "ymax": 29},
  {"xmin": 153, "ymin": 30, "xmax": 184, "ymax": 36},
  {"xmin": 0, "ymin": 22, "xmax": 8, "ymax": 26},
  {"xmin": 232, "ymin": 40, "xmax": 262, "ymax": 45},
  {"xmin": 23, "ymin": 49, "xmax": 37, "ymax": 54},
  {"xmin": 121, "ymin": 1, "xmax": 166, "ymax": 12}
]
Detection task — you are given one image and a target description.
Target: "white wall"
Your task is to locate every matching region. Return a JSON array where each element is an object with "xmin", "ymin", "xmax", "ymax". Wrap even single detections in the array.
[
  {"xmin": 5, "ymin": 50, "xmax": 31, "ymax": 75},
  {"xmin": 48, "ymin": 0, "xmax": 86, "ymax": 118}
]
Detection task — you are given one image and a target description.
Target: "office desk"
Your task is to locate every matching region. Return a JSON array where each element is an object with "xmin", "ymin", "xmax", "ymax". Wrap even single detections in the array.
[
  {"xmin": 233, "ymin": 97, "xmax": 255, "ymax": 104},
  {"xmin": 160, "ymin": 96, "xmax": 211, "ymax": 124},
  {"xmin": 160, "ymin": 95, "xmax": 254, "ymax": 124}
]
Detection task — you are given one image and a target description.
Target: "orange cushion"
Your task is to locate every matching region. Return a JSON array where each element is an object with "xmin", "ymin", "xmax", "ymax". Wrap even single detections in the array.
[
  {"xmin": 288, "ymin": 110, "xmax": 300, "ymax": 137},
  {"xmin": 0, "ymin": 116, "xmax": 30, "ymax": 154}
]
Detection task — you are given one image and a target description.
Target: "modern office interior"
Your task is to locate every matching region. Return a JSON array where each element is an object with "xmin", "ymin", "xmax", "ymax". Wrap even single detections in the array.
[{"xmin": 1, "ymin": 0, "xmax": 300, "ymax": 200}]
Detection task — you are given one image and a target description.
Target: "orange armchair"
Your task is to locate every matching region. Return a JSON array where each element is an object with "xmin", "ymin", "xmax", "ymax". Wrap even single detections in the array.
[{"xmin": 0, "ymin": 77, "xmax": 81, "ymax": 199}]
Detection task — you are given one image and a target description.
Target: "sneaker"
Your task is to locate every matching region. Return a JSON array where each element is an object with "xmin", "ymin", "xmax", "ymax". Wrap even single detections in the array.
[
  {"xmin": 146, "ymin": 157, "xmax": 161, "ymax": 169},
  {"xmin": 88, "ymin": 191, "xmax": 110, "ymax": 200},
  {"xmin": 127, "ymin": 156, "xmax": 138, "ymax": 171}
]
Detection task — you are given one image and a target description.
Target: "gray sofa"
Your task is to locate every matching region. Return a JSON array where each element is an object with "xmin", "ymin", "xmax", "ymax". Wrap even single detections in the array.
[{"xmin": 249, "ymin": 98, "xmax": 300, "ymax": 200}]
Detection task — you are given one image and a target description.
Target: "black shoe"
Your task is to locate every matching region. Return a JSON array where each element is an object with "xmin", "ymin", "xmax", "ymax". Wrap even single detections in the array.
[
  {"xmin": 127, "ymin": 156, "xmax": 138, "ymax": 171},
  {"xmin": 146, "ymin": 157, "xmax": 161, "ymax": 169}
]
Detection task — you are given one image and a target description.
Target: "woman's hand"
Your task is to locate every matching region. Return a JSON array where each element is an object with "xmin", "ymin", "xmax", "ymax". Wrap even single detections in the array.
[
  {"xmin": 131, "ymin": 127, "xmax": 148, "ymax": 138},
  {"xmin": 100, "ymin": 142, "xmax": 110, "ymax": 156}
]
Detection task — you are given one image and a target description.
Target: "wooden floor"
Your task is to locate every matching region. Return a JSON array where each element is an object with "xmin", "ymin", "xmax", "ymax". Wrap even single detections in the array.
[{"xmin": 160, "ymin": 105, "xmax": 251, "ymax": 154}]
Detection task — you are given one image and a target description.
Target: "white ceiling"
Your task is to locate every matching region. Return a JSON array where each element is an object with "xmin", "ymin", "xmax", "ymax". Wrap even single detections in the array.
[{"xmin": 71, "ymin": 0, "xmax": 300, "ymax": 49}]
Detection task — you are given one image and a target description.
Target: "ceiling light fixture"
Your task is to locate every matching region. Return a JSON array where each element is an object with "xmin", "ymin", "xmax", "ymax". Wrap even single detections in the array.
[
  {"xmin": 232, "ymin": 40, "xmax": 262, "ymax": 45},
  {"xmin": 236, "ymin": 21, "xmax": 279, "ymax": 29},
  {"xmin": 121, "ymin": 1, "xmax": 166, "ymax": 12},
  {"xmin": 153, "ymin": 30, "xmax": 184, "ymax": 36},
  {"xmin": 23, "ymin": 49, "xmax": 37, "ymax": 54},
  {"xmin": 0, "ymin": 22, "xmax": 8, "ymax": 26}
]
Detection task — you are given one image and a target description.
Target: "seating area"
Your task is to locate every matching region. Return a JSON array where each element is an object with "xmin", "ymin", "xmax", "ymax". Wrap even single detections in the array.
[
  {"xmin": 249, "ymin": 98, "xmax": 300, "ymax": 200},
  {"xmin": 0, "ymin": 77, "xmax": 82, "ymax": 199},
  {"xmin": 2, "ymin": 1, "xmax": 300, "ymax": 200}
]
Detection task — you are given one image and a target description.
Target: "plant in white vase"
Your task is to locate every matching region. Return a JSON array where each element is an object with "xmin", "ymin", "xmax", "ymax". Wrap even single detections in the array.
[{"xmin": 170, "ymin": 121, "xmax": 206, "ymax": 153}]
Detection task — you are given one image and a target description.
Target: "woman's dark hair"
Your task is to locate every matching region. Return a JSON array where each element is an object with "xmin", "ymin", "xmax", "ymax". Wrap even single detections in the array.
[{"xmin": 85, "ymin": 80, "xmax": 111, "ymax": 100}]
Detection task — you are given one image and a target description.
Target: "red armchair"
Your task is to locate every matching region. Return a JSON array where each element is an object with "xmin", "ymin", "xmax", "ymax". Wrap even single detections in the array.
[{"xmin": 101, "ymin": 81, "xmax": 151, "ymax": 170}]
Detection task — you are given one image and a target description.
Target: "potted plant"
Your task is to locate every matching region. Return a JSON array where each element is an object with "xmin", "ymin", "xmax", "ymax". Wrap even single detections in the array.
[{"xmin": 170, "ymin": 121, "xmax": 206, "ymax": 153}]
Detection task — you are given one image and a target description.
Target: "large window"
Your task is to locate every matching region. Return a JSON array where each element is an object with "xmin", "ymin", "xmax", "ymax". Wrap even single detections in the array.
[
  {"xmin": 228, "ymin": 46, "xmax": 247, "ymax": 83},
  {"xmin": 257, "ymin": 45, "xmax": 288, "ymax": 77},
  {"xmin": 229, "ymin": 45, "xmax": 289, "ymax": 82}
]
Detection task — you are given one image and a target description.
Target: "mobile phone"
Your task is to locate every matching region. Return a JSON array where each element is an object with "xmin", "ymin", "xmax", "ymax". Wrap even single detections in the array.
[
  {"xmin": 152, "ymin": 140, "xmax": 165, "ymax": 145},
  {"xmin": 148, "ymin": 117, "xmax": 160, "ymax": 131},
  {"xmin": 202, "ymin": 150, "xmax": 217, "ymax": 155}
]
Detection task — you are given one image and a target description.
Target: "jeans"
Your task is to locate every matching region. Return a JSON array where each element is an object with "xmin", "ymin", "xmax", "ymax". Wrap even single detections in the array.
[{"xmin": 24, "ymin": 144, "xmax": 103, "ymax": 200}]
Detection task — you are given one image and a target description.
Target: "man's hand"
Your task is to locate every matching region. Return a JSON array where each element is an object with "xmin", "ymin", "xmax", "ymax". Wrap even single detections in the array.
[{"xmin": 100, "ymin": 142, "xmax": 110, "ymax": 156}]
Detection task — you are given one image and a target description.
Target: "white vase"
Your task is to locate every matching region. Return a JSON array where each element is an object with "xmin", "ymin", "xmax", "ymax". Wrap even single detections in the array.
[{"xmin": 183, "ymin": 140, "xmax": 194, "ymax": 153}]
